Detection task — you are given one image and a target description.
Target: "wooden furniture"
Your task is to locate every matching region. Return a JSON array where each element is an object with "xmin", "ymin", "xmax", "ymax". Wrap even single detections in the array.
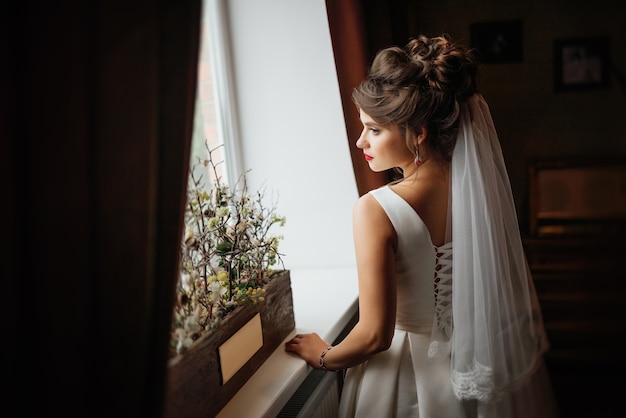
[{"xmin": 524, "ymin": 159, "xmax": 626, "ymax": 416}]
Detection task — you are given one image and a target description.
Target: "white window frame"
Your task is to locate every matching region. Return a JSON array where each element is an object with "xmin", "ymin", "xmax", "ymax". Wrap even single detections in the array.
[{"xmin": 201, "ymin": 0, "xmax": 244, "ymax": 185}]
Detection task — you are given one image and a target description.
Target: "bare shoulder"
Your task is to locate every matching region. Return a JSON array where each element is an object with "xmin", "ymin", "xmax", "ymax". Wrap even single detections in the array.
[
  {"xmin": 352, "ymin": 191, "xmax": 395, "ymax": 242},
  {"xmin": 353, "ymin": 191, "xmax": 387, "ymax": 222}
]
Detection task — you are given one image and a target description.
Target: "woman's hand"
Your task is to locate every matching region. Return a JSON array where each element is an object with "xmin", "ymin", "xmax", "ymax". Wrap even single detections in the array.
[{"xmin": 284, "ymin": 332, "xmax": 331, "ymax": 369}]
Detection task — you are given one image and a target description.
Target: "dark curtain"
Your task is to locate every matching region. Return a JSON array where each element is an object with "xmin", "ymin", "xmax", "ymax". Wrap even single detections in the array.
[
  {"xmin": 2, "ymin": 1, "xmax": 201, "ymax": 417},
  {"xmin": 326, "ymin": 0, "xmax": 389, "ymax": 196}
]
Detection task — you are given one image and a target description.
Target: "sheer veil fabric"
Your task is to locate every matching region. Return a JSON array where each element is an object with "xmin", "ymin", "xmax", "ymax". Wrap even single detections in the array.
[{"xmin": 434, "ymin": 94, "xmax": 550, "ymax": 404}]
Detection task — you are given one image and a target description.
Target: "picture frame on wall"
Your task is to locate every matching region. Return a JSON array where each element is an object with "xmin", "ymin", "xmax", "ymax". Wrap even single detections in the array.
[{"xmin": 554, "ymin": 37, "xmax": 610, "ymax": 92}]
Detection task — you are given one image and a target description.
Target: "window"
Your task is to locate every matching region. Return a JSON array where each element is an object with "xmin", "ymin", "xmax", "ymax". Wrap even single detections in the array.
[
  {"xmin": 193, "ymin": 0, "xmax": 359, "ymax": 269},
  {"xmin": 191, "ymin": 0, "xmax": 243, "ymax": 184}
]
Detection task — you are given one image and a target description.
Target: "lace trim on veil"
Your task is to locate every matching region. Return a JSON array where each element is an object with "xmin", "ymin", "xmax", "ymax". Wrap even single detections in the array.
[
  {"xmin": 451, "ymin": 356, "xmax": 544, "ymax": 403},
  {"xmin": 451, "ymin": 361, "xmax": 495, "ymax": 402}
]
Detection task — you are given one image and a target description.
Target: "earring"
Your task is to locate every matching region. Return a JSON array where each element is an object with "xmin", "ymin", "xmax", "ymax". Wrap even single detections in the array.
[{"xmin": 414, "ymin": 145, "xmax": 421, "ymax": 167}]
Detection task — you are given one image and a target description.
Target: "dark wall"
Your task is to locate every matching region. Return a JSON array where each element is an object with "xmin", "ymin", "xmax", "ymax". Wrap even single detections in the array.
[
  {"xmin": 357, "ymin": 4, "xmax": 626, "ymax": 416},
  {"xmin": 360, "ymin": 0, "xmax": 626, "ymax": 232}
]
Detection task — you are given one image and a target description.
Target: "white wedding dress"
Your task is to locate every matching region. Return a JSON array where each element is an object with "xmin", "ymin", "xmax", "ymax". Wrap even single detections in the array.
[
  {"xmin": 337, "ymin": 185, "xmax": 559, "ymax": 418},
  {"xmin": 338, "ymin": 185, "xmax": 466, "ymax": 417}
]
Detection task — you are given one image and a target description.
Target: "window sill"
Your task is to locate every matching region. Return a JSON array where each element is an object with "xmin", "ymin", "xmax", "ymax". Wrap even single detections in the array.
[{"xmin": 216, "ymin": 267, "xmax": 359, "ymax": 418}]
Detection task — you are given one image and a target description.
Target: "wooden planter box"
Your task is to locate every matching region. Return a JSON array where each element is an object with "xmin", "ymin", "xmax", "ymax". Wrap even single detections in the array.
[{"xmin": 164, "ymin": 270, "xmax": 295, "ymax": 418}]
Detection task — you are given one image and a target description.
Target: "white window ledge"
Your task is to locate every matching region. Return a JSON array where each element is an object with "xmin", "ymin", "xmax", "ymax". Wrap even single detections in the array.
[{"xmin": 216, "ymin": 267, "xmax": 359, "ymax": 418}]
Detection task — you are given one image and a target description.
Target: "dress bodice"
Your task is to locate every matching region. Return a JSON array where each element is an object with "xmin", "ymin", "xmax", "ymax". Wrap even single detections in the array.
[{"xmin": 370, "ymin": 186, "xmax": 452, "ymax": 336}]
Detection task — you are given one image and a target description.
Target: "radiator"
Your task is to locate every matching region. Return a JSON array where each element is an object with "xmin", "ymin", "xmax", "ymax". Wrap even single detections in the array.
[
  {"xmin": 278, "ymin": 310, "xmax": 357, "ymax": 417},
  {"xmin": 277, "ymin": 369, "xmax": 342, "ymax": 418}
]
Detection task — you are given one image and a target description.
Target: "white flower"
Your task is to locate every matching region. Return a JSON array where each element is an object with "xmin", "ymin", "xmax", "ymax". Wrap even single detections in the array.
[
  {"xmin": 184, "ymin": 313, "xmax": 202, "ymax": 334},
  {"xmin": 209, "ymin": 281, "xmax": 226, "ymax": 303},
  {"xmin": 175, "ymin": 328, "xmax": 195, "ymax": 355},
  {"xmin": 180, "ymin": 272, "xmax": 193, "ymax": 292}
]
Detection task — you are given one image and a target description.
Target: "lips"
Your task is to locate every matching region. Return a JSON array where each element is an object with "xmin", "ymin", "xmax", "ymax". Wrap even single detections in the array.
[{"xmin": 364, "ymin": 154, "xmax": 373, "ymax": 161}]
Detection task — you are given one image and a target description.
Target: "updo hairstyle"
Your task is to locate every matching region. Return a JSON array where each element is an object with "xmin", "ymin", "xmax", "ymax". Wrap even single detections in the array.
[{"xmin": 352, "ymin": 34, "xmax": 478, "ymax": 162}]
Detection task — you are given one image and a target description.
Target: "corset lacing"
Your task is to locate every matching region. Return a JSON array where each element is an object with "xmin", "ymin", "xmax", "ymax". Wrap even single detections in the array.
[{"xmin": 433, "ymin": 242, "xmax": 453, "ymax": 339}]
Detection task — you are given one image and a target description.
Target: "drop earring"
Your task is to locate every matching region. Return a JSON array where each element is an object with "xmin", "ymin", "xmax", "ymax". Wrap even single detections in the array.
[{"xmin": 414, "ymin": 144, "xmax": 422, "ymax": 167}]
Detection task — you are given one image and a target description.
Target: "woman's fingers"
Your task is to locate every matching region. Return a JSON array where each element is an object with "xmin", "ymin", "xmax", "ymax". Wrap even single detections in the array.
[{"xmin": 285, "ymin": 333, "xmax": 329, "ymax": 367}]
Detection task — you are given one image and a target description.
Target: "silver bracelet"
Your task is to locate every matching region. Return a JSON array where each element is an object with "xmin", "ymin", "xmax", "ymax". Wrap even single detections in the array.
[{"xmin": 319, "ymin": 346, "xmax": 333, "ymax": 371}]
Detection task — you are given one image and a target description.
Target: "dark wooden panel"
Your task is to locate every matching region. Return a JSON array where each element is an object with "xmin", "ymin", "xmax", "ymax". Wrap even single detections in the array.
[{"xmin": 524, "ymin": 235, "xmax": 626, "ymax": 417}]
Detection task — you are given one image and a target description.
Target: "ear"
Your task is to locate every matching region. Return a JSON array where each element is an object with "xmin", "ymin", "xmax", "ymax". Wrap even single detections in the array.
[{"xmin": 416, "ymin": 126, "xmax": 428, "ymax": 145}]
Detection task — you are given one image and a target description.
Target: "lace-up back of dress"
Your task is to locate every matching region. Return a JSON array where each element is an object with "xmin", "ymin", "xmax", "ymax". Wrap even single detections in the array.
[{"xmin": 434, "ymin": 242, "xmax": 453, "ymax": 339}]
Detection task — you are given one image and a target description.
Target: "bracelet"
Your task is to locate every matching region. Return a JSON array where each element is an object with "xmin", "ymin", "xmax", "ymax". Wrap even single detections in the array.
[{"xmin": 319, "ymin": 346, "xmax": 333, "ymax": 371}]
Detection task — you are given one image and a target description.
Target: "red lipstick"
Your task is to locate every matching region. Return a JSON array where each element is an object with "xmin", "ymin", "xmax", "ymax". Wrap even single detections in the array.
[{"xmin": 365, "ymin": 154, "xmax": 373, "ymax": 161}]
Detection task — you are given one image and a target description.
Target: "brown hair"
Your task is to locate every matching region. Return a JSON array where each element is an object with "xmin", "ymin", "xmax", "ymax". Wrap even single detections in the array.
[{"xmin": 352, "ymin": 34, "xmax": 478, "ymax": 162}]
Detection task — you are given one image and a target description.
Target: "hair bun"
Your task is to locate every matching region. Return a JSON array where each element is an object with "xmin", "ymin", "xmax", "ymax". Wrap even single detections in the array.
[{"xmin": 405, "ymin": 35, "xmax": 477, "ymax": 101}]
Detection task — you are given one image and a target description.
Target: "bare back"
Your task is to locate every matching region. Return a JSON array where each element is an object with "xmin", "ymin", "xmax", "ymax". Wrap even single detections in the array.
[{"xmin": 389, "ymin": 163, "xmax": 450, "ymax": 247}]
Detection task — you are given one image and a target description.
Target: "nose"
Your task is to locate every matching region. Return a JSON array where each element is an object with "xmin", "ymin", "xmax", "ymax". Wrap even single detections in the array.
[{"xmin": 356, "ymin": 129, "xmax": 367, "ymax": 149}]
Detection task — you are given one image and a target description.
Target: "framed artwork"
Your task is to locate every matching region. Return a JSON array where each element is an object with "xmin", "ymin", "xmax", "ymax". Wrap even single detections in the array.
[
  {"xmin": 470, "ymin": 19, "xmax": 523, "ymax": 64},
  {"xmin": 554, "ymin": 37, "xmax": 610, "ymax": 92}
]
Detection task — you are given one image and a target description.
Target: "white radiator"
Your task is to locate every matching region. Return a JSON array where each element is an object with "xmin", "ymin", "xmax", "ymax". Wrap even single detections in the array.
[
  {"xmin": 278, "ymin": 311, "xmax": 356, "ymax": 417},
  {"xmin": 277, "ymin": 369, "xmax": 343, "ymax": 418}
]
